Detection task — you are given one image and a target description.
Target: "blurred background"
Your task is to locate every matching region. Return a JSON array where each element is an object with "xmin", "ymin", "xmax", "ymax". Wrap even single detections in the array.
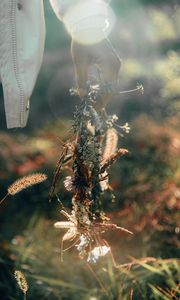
[{"xmin": 0, "ymin": 0, "xmax": 179, "ymax": 299}]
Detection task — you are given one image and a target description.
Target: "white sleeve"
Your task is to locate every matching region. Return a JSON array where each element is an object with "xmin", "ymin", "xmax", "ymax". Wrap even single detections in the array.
[
  {"xmin": 49, "ymin": 0, "xmax": 80, "ymax": 21},
  {"xmin": 0, "ymin": 0, "xmax": 46, "ymax": 128}
]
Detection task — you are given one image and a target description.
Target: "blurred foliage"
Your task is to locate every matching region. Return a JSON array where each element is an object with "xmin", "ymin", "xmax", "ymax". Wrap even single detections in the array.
[
  {"xmin": 0, "ymin": 0, "xmax": 180, "ymax": 299},
  {"xmin": 155, "ymin": 51, "xmax": 180, "ymax": 99},
  {"xmin": 150, "ymin": 9, "xmax": 177, "ymax": 42}
]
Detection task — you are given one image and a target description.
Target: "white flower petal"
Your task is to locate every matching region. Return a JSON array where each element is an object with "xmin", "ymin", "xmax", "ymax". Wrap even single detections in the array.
[
  {"xmin": 92, "ymin": 246, "xmax": 110, "ymax": 257},
  {"xmin": 87, "ymin": 246, "xmax": 110, "ymax": 263}
]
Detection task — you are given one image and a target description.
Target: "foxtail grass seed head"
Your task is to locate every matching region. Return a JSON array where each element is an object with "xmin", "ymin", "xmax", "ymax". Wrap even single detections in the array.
[
  {"xmin": 8, "ymin": 173, "xmax": 47, "ymax": 195},
  {"xmin": 14, "ymin": 270, "xmax": 28, "ymax": 294}
]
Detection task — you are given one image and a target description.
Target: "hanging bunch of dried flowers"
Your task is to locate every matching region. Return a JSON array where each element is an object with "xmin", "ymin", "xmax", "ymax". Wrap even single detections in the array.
[{"xmin": 50, "ymin": 84, "xmax": 133, "ymax": 263}]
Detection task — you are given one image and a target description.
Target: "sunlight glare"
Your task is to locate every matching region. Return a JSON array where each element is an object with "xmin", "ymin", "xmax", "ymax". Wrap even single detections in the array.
[{"xmin": 50, "ymin": 0, "xmax": 115, "ymax": 45}]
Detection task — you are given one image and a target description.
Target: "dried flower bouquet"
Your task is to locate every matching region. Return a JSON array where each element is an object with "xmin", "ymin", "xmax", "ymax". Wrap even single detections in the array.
[{"xmin": 50, "ymin": 84, "xmax": 133, "ymax": 263}]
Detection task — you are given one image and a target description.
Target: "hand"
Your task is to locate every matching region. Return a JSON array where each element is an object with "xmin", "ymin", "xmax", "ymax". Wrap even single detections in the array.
[
  {"xmin": 71, "ymin": 38, "xmax": 121, "ymax": 110},
  {"xmin": 49, "ymin": 0, "xmax": 121, "ymax": 109}
]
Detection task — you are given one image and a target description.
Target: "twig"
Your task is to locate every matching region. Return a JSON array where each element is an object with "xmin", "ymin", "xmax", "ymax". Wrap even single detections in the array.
[
  {"xmin": 0, "ymin": 194, "xmax": 8, "ymax": 206},
  {"xmin": 86, "ymin": 262, "xmax": 112, "ymax": 299}
]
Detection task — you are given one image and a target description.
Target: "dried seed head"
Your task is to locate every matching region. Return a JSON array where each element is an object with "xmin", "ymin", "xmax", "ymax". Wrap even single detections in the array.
[
  {"xmin": 8, "ymin": 173, "xmax": 47, "ymax": 195},
  {"xmin": 103, "ymin": 128, "xmax": 118, "ymax": 162},
  {"xmin": 14, "ymin": 270, "xmax": 28, "ymax": 294},
  {"xmin": 120, "ymin": 122, "xmax": 131, "ymax": 134}
]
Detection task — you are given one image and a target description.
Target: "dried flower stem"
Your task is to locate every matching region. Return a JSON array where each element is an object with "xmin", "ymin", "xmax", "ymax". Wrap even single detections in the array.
[
  {"xmin": 49, "ymin": 146, "xmax": 69, "ymax": 201},
  {"xmin": 94, "ymin": 222, "xmax": 133, "ymax": 235},
  {"xmin": 130, "ymin": 288, "xmax": 134, "ymax": 300},
  {"xmin": 0, "ymin": 193, "xmax": 8, "ymax": 206},
  {"xmin": 117, "ymin": 84, "xmax": 144, "ymax": 95},
  {"xmin": 53, "ymin": 84, "xmax": 133, "ymax": 262}
]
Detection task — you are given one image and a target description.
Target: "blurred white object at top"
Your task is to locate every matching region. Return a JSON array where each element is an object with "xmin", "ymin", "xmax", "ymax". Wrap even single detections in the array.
[{"xmin": 49, "ymin": 0, "xmax": 115, "ymax": 44}]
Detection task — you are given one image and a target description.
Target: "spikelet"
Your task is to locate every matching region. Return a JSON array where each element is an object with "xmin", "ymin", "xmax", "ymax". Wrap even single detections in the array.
[
  {"xmin": 8, "ymin": 173, "xmax": 47, "ymax": 196},
  {"xmin": 102, "ymin": 128, "xmax": 118, "ymax": 163},
  {"xmin": 99, "ymin": 129, "xmax": 118, "ymax": 190},
  {"xmin": 14, "ymin": 270, "xmax": 28, "ymax": 295}
]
